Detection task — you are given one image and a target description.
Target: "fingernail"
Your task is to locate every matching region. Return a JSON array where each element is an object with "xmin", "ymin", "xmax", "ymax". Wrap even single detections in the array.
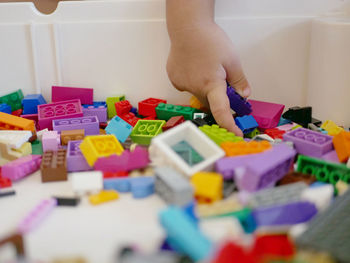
[{"xmin": 243, "ymin": 89, "xmax": 250, "ymax": 97}]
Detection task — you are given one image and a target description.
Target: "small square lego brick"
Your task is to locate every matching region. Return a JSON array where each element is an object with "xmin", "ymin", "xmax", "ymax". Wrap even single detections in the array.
[
  {"xmin": 42, "ymin": 131, "xmax": 60, "ymax": 152},
  {"xmin": 333, "ymin": 131, "xmax": 350, "ymax": 162},
  {"xmin": 235, "ymin": 115, "xmax": 258, "ymax": 134},
  {"xmin": 282, "ymin": 106, "xmax": 312, "ymax": 128},
  {"xmin": 53, "ymin": 116, "xmax": 99, "ymax": 136},
  {"xmin": 199, "ymin": 124, "xmax": 243, "ymax": 145},
  {"xmin": 119, "ymin": 112, "xmax": 140, "ymax": 126},
  {"xmin": 264, "ymin": 127, "xmax": 285, "ymax": 139},
  {"xmin": 61, "ymin": 129, "xmax": 85, "ymax": 145},
  {"xmin": 106, "ymin": 95, "xmax": 125, "ymax": 119},
  {"xmin": 248, "ymin": 99, "xmax": 285, "ymax": 129},
  {"xmin": 22, "ymin": 94, "xmax": 47, "ymax": 114},
  {"xmin": 0, "ymin": 112, "xmax": 35, "ymax": 133},
  {"xmin": 71, "ymin": 171, "xmax": 103, "ymax": 194},
  {"xmin": 155, "ymin": 103, "xmax": 196, "ymax": 121},
  {"xmin": 2, "ymin": 155, "xmax": 42, "ymax": 181},
  {"xmin": 138, "ymin": 98, "xmax": 167, "ymax": 117},
  {"xmin": 220, "ymin": 140, "xmax": 271, "ymax": 157},
  {"xmin": 321, "ymin": 120, "xmax": 344, "ymax": 136},
  {"xmin": 41, "ymin": 149, "xmax": 67, "ymax": 182},
  {"xmin": 82, "ymin": 101, "xmax": 107, "ymax": 123},
  {"xmin": 31, "ymin": 140, "xmax": 43, "ymax": 155},
  {"xmin": 191, "ymin": 172, "xmax": 223, "ymax": 203},
  {"xmin": 54, "ymin": 196, "xmax": 81, "ymax": 206},
  {"xmin": 0, "ymin": 175, "xmax": 12, "ymax": 188},
  {"xmin": 105, "ymin": 116, "xmax": 133, "ymax": 143},
  {"xmin": 115, "ymin": 100, "xmax": 132, "ymax": 116},
  {"xmin": 89, "ymin": 190, "xmax": 119, "ymax": 205},
  {"xmin": 130, "ymin": 120, "xmax": 165, "ymax": 145},
  {"xmin": 67, "ymin": 140, "xmax": 92, "ymax": 172},
  {"xmin": 52, "ymin": 86, "xmax": 93, "ymax": 105},
  {"xmin": 226, "ymin": 85, "xmax": 252, "ymax": 116},
  {"xmin": 0, "ymin": 89, "xmax": 24, "ymax": 111},
  {"xmin": 0, "ymin": 103, "xmax": 11, "ymax": 114}
]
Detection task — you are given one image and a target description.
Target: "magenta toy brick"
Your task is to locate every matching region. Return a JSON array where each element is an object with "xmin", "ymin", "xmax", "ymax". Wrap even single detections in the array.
[
  {"xmin": 38, "ymin": 99, "xmax": 83, "ymax": 130},
  {"xmin": 67, "ymin": 140, "xmax": 92, "ymax": 172},
  {"xmin": 248, "ymin": 99, "xmax": 285, "ymax": 129},
  {"xmin": 53, "ymin": 116, "xmax": 99, "ymax": 135},
  {"xmin": 52, "ymin": 86, "xmax": 93, "ymax": 104},
  {"xmin": 82, "ymin": 102, "xmax": 107, "ymax": 122},
  {"xmin": 20, "ymin": 114, "xmax": 39, "ymax": 130},
  {"xmin": 2, "ymin": 155, "xmax": 42, "ymax": 181},
  {"xmin": 322, "ymin": 150, "xmax": 340, "ymax": 163},
  {"xmin": 17, "ymin": 198, "xmax": 57, "ymax": 234},
  {"xmin": 126, "ymin": 146, "xmax": 150, "ymax": 171},
  {"xmin": 283, "ymin": 128, "xmax": 333, "ymax": 158},
  {"xmin": 42, "ymin": 131, "xmax": 60, "ymax": 152}
]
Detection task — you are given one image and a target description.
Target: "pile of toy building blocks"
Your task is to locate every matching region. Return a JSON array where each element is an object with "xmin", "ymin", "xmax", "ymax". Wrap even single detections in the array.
[{"xmin": 0, "ymin": 85, "xmax": 350, "ymax": 263}]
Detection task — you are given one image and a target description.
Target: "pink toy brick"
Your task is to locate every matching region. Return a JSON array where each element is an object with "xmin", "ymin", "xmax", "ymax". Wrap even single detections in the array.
[
  {"xmin": 52, "ymin": 86, "xmax": 93, "ymax": 104},
  {"xmin": 17, "ymin": 198, "xmax": 57, "ymax": 234},
  {"xmin": 42, "ymin": 131, "xmax": 60, "ymax": 152},
  {"xmin": 38, "ymin": 99, "xmax": 83, "ymax": 130},
  {"xmin": 2, "ymin": 155, "xmax": 42, "ymax": 181},
  {"xmin": 248, "ymin": 99, "xmax": 285, "ymax": 129}
]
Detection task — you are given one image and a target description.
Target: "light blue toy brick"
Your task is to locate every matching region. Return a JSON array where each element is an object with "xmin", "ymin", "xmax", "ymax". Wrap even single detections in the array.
[
  {"xmin": 159, "ymin": 206, "xmax": 212, "ymax": 262},
  {"xmin": 130, "ymin": 176, "xmax": 155, "ymax": 199},
  {"xmin": 105, "ymin": 116, "xmax": 133, "ymax": 143},
  {"xmin": 22, "ymin": 94, "xmax": 47, "ymax": 114},
  {"xmin": 235, "ymin": 115, "xmax": 259, "ymax": 134},
  {"xmin": 278, "ymin": 117, "xmax": 292, "ymax": 126},
  {"xmin": 0, "ymin": 103, "xmax": 11, "ymax": 114},
  {"xmin": 104, "ymin": 177, "xmax": 131, "ymax": 192}
]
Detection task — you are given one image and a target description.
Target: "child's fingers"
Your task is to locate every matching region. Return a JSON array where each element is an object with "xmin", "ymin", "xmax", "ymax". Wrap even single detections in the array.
[
  {"xmin": 206, "ymin": 83, "xmax": 243, "ymax": 136},
  {"xmin": 225, "ymin": 62, "xmax": 251, "ymax": 98}
]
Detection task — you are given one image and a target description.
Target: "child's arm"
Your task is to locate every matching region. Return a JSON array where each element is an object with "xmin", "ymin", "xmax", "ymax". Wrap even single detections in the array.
[{"xmin": 166, "ymin": 0, "xmax": 251, "ymax": 136}]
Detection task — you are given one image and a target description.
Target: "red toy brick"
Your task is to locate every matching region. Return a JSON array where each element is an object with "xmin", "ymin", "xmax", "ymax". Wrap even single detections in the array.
[
  {"xmin": 138, "ymin": 98, "xmax": 167, "ymax": 117},
  {"xmin": 265, "ymin": 128, "xmax": 285, "ymax": 139},
  {"xmin": 162, "ymin": 116, "xmax": 185, "ymax": 131},
  {"xmin": 252, "ymin": 234, "xmax": 295, "ymax": 260},
  {"xmin": 12, "ymin": 109, "xmax": 23, "ymax": 117},
  {"xmin": 99, "ymin": 122, "xmax": 108, "ymax": 129},
  {"xmin": 212, "ymin": 242, "xmax": 256, "ymax": 263},
  {"xmin": 0, "ymin": 176, "xmax": 12, "ymax": 188},
  {"xmin": 143, "ymin": 115, "xmax": 157, "ymax": 120},
  {"xmin": 103, "ymin": 171, "xmax": 129, "ymax": 179},
  {"xmin": 115, "ymin": 100, "xmax": 132, "ymax": 116},
  {"xmin": 120, "ymin": 112, "xmax": 140, "ymax": 126}
]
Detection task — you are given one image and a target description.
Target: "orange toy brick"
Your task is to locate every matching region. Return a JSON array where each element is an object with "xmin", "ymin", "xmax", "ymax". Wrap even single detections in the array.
[
  {"xmin": 333, "ymin": 131, "xmax": 350, "ymax": 163},
  {"xmin": 220, "ymin": 141, "xmax": 271, "ymax": 157},
  {"xmin": 0, "ymin": 112, "xmax": 35, "ymax": 133},
  {"xmin": 191, "ymin": 172, "xmax": 223, "ymax": 204}
]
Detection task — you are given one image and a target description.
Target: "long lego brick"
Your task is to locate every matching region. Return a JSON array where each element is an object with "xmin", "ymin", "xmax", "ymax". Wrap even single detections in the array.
[
  {"xmin": 283, "ymin": 127, "xmax": 333, "ymax": 158},
  {"xmin": 226, "ymin": 85, "xmax": 252, "ymax": 116},
  {"xmin": 2, "ymin": 155, "xmax": 42, "ymax": 181},
  {"xmin": 52, "ymin": 116, "xmax": 99, "ymax": 135},
  {"xmin": 248, "ymin": 99, "xmax": 285, "ymax": 129},
  {"xmin": 0, "ymin": 130, "xmax": 32, "ymax": 149},
  {"xmin": 0, "ymin": 112, "xmax": 35, "ymax": 133},
  {"xmin": 333, "ymin": 131, "xmax": 350, "ymax": 162},
  {"xmin": 52, "ymin": 86, "xmax": 93, "ymax": 104},
  {"xmin": 38, "ymin": 99, "xmax": 83, "ymax": 130},
  {"xmin": 220, "ymin": 140, "xmax": 271, "ymax": 157},
  {"xmin": 155, "ymin": 103, "xmax": 196, "ymax": 121},
  {"xmin": 67, "ymin": 140, "xmax": 92, "ymax": 172},
  {"xmin": 199, "ymin": 125, "xmax": 243, "ymax": 145},
  {"xmin": 82, "ymin": 101, "xmax": 107, "ymax": 123}
]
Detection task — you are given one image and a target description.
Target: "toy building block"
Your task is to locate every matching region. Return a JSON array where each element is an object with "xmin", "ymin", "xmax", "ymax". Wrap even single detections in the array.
[
  {"xmin": 0, "ymin": 140, "xmax": 22, "ymax": 165},
  {"xmin": 150, "ymin": 121, "xmax": 225, "ymax": 176},
  {"xmin": 155, "ymin": 103, "xmax": 196, "ymax": 121},
  {"xmin": 221, "ymin": 140, "xmax": 271, "ymax": 157},
  {"xmin": 162, "ymin": 116, "xmax": 185, "ymax": 131},
  {"xmin": 191, "ymin": 117, "xmax": 208, "ymax": 127},
  {"xmin": 297, "ymin": 155, "xmax": 350, "ymax": 185},
  {"xmin": 0, "ymin": 189, "xmax": 15, "ymax": 198},
  {"xmin": 252, "ymin": 234, "xmax": 295, "ymax": 260},
  {"xmin": 196, "ymin": 198, "xmax": 242, "ymax": 218},
  {"xmin": 115, "ymin": 100, "xmax": 132, "ymax": 116},
  {"xmin": 245, "ymin": 128, "xmax": 260, "ymax": 139},
  {"xmin": 335, "ymin": 180, "xmax": 349, "ymax": 196},
  {"xmin": 119, "ymin": 112, "xmax": 140, "ymax": 126},
  {"xmin": 0, "ymin": 112, "xmax": 35, "ymax": 133},
  {"xmin": 322, "ymin": 150, "xmax": 340, "ymax": 163},
  {"xmin": 301, "ymin": 184, "xmax": 334, "ymax": 211},
  {"xmin": 2, "ymin": 155, "xmax": 41, "ymax": 181},
  {"xmin": 42, "ymin": 131, "xmax": 60, "ymax": 152},
  {"xmin": 82, "ymin": 101, "xmax": 107, "ymax": 123},
  {"xmin": 130, "ymin": 120, "xmax": 165, "ymax": 145},
  {"xmin": 282, "ymin": 106, "xmax": 312, "ymax": 128},
  {"xmin": 296, "ymin": 189, "xmax": 350, "ymax": 263},
  {"xmin": 31, "ymin": 140, "xmax": 43, "ymax": 155},
  {"xmin": 0, "ymin": 130, "xmax": 32, "ymax": 149},
  {"xmin": 333, "ymin": 131, "xmax": 350, "ymax": 162},
  {"xmin": 171, "ymin": 140, "xmax": 204, "ymax": 167},
  {"xmin": 0, "ymin": 233, "xmax": 25, "ymax": 258},
  {"xmin": 71, "ymin": 171, "xmax": 103, "ymax": 194},
  {"xmin": 0, "ymin": 174, "xmax": 12, "ymax": 188},
  {"xmin": 106, "ymin": 95, "xmax": 125, "ymax": 119},
  {"xmin": 138, "ymin": 98, "xmax": 167, "ymax": 117},
  {"xmin": 159, "ymin": 206, "xmax": 213, "ymax": 261},
  {"xmin": 234, "ymin": 116, "xmax": 257, "ymax": 135},
  {"xmin": 0, "ymin": 103, "xmax": 11, "ymax": 114},
  {"xmin": 191, "ymin": 172, "xmax": 223, "ymax": 204},
  {"xmin": 211, "ymin": 241, "xmax": 256, "ymax": 263},
  {"xmin": 79, "ymin": 134, "xmax": 124, "ymax": 166},
  {"xmin": 104, "ymin": 177, "xmax": 132, "ymax": 192},
  {"xmin": 277, "ymin": 171, "xmax": 316, "ymax": 186},
  {"xmin": 53, "ymin": 116, "xmax": 99, "ymax": 136},
  {"xmin": 41, "ymin": 149, "xmax": 67, "ymax": 182},
  {"xmin": 130, "ymin": 106, "xmax": 138, "ymax": 115},
  {"xmin": 103, "ymin": 171, "xmax": 128, "ymax": 179},
  {"xmin": 17, "ymin": 198, "xmax": 57, "ymax": 234},
  {"xmin": 38, "ymin": 99, "xmax": 83, "ymax": 130},
  {"xmin": 321, "ymin": 120, "xmax": 344, "ymax": 136},
  {"xmin": 20, "ymin": 113, "xmax": 39, "ymax": 130},
  {"xmin": 155, "ymin": 167, "xmax": 193, "ymax": 206},
  {"xmin": 54, "ymin": 196, "xmax": 81, "ymax": 206},
  {"xmin": 189, "ymin": 95, "xmax": 205, "ymax": 110},
  {"xmin": 226, "ymin": 85, "xmax": 252, "ymax": 116},
  {"xmin": 22, "ymin": 94, "xmax": 46, "ymax": 114},
  {"xmin": 0, "ymin": 89, "xmax": 24, "ymax": 111},
  {"xmin": 66, "ymin": 140, "xmax": 93, "ymax": 172},
  {"xmin": 105, "ymin": 116, "xmax": 133, "ymax": 143},
  {"xmin": 283, "ymin": 127, "xmax": 333, "ymax": 158},
  {"xmin": 130, "ymin": 176, "xmax": 155, "ymax": 198},
  {"xmin": 11, "ymin": 109, "xmax": 23, "ymax": 117},
  {"xmin": 248, "ymin": 99, "xmax": 285, "ymax": 129},
  {"xmin": 199, "ymin": 124, "xmax": 243, "ymax": 145},
  {"xmin": 52, "ymin": 86, "xmax": 93, "ymax": 104},
  {"xmin": 88, "ymin": 190, "xmax": 119, "ymax": 205},
  {"xmin": 264, "ymin": 127, "xmax": 285, "ymax": 139},
  {"xmin": 61, "ymin": 129, "xmax": 85, "ymax": 145}
]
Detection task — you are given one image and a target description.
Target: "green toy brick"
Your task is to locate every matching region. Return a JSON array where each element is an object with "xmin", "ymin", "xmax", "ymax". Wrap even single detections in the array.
[
  {"xmin": 106, "ymin": 95, "xmax": 125, "ymax": 119},
  {"xmin": 297, "ymin": 155, "xmax": 350, "ymax": 185},
  {"xmin": 199, "ymin": 124, "xmax": 243, "ymax": 145},
  {"xmin": 31, "ymin": 140, "xmax": 43, "ymax": 155},
  {"xmin": 245, "ymin": 128, "xmax": 260, "ymax": 139},
  {"xmin": 130, "ymin": 120, "xmax": 165, "ymax": 145},
  {"xmin": 155, "ymin": 103, "xmax": 196, "ymax": 120},
  {"xmin": 0, "ymin": 89, "xmax": 24, "ymax": 111}
]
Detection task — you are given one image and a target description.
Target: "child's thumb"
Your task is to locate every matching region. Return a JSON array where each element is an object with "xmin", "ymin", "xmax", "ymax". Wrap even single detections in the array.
[{"xmin": 225, "ymin": 64, "xmax": 251, "ymax": 98}]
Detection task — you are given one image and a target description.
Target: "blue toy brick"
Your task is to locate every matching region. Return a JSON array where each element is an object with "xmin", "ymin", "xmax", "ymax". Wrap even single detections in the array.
[
  {"xmin": 104, "ymin": 177, "xmax": 131, "ymax": 193},
  {"xmin": 278, "ymin": 117, "xmax": 292, "ymax": 126},
  {"xmin": 0, "ymin": 103, "xmax": 11, "ymax": 114},
  {"xmin": 235, "ymin": 115, "xmax": 259, "ymax": 134},
  {"xmin": 22, "ymin": 94, "xmax": 47, "ymax": 114},
  {"xmin": 130, "ymin": 176, "xmax": 155, "ymax": 198},
  {"xmin": 130, "ymin": 107, "xmax": 138, "ymax": 115},
  {"xmin": 105, "ymin": 116, "xmax": 133, "ymax": 143}
]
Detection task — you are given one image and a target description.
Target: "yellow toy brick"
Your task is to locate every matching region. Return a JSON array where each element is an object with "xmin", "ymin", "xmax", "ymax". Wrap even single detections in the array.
[
  {"xmin": 79, "ymin": 135, "xmax": 124, "ymax": 166},
  {"xmin": 0, "ymin": 139, "xmax": 22, "ymax": 165},
  {"xmin": 191, "ymin": 172, "xmax": 223, "ymax": 204},
  {"xmin": 13, "ymin": 142, "xmax": 32, "ymax": 157},
  {"xmin": 189, "ymin": 96, "xmax": 204, "ymax": 110},
  {"xmin": 321, "ymin": 120, "xmax": 344, "ymax": 136},
  {"xmin": 89, "ymin": 190, "xmax": 119, "ymax": 205}
]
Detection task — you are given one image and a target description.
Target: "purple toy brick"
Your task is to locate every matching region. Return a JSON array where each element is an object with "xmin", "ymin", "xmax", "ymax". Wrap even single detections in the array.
[
  {"xmin": 283, "ymin": 128, "xmax": 333, "ymax": 158},
  {"xmin": 82, "ymin": 103, "xmax": 107, "ymax": 123},
  {"xmin": 252, "ymin": 201, "xmax": 317, "ymax": 227},
  {"xmin": 53, "ymin": 116, "xmax": 99, "ymax": 135},
  {"xmin": 2, "ymin": 155, "xmax": 42, "ymax": 181},
  {"xmin": 248, "ymin": 99, "xmax": 285, "ymax": 129},
  {"xmin": 322, "ymin": 150, "xmax": 340, "ymax": 163},
  {"xmin": 52, "ymin": 86, "xmax": 93, "ymax": 105},
  {"xmin": 67, "ymin": 140, "xmax": 92, "ymax": 172},
  {"xmin": 42, "ymin": 131, "xmax": 60, "ymax": 152},
  {"xmin": 226, "ymin": 85, "xmax": 252, "ymax": 116},
  {"xmin": 38, "ymin": 99, "xmax": 83, "ymax": 130}
]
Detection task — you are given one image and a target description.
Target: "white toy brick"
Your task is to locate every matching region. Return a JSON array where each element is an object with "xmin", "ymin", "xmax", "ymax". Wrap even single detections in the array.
[
  {"xmin": 70, "ymin": 171, "xmax": 103, "ymax": 194},
  {"xmin": 0, "ymin": 130, "xmax": 32, "ymax": 149}
]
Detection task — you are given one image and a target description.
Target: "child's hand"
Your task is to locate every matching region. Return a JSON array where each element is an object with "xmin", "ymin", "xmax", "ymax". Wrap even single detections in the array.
[{"xmin": 166, "ymin": 22, "xmax": 250, "ymax": 136}]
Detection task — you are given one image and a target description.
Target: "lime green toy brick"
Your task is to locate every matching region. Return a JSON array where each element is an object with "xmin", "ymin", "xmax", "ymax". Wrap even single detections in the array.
[
  {"xmin": 130, "ymin": 120, "xmax": 165, "ymax": 145},
  {"xmin": 297, "ymin": 155, "xmax": 350, "ymax": 185},
  {"xmin": 155, "ymin": 103, "xmax": 196, "ymax": 120},
  {"xmin": 199, "ymin": 124, "xmax": 244, "ymax": 145},
  {"xmin": 106, "ymin": 95, "xmax": 125, "ymax": 119},
  {"xmin": 31, "ymin": 140, "xmax": 43, "ymax": 155},
  {"xmin": 0, "ymin": 89, "xmax": 24, "ymax": 111},
  {"xmin": 245, "ymin": 128, "xmax": 260, "ymax": 139}
]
